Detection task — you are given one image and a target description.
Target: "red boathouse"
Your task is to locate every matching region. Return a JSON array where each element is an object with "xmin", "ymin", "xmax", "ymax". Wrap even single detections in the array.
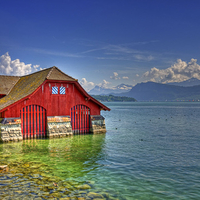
[{"xmin": 0, "ymin": 67, "xmax": 110, "ymax": 142}]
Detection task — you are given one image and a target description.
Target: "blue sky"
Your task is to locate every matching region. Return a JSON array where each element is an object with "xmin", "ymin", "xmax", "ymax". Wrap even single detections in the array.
[{"xmin": 1, "ymin": 0, "xmax": 200, "ymax": 91}]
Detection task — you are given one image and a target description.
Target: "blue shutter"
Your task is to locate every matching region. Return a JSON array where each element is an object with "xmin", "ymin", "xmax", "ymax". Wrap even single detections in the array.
[
  {"xmin": 60, "ymin": 86, "xmax": 66, "ymax": 94},
  {"xmin": 52, "ymin": 86, "xmax": 58, "ymax": 94}
]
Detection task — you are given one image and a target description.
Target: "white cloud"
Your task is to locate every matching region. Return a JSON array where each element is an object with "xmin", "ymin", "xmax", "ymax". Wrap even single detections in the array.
[
  {"xmin": 97, "ymin": 79, "xmax": 111, "ymax": 89},
  {"xmin": 136, "ymin": 74, "xmax": 139, "ymax": 77},
  {"xmin": 33, "ymin": 65, "xmax": 40, "ymax": 70},
  {"xmin": 116, "ymin": 84, "xmax": 132, "ymax": 90},
  {"xmin": 0, "ymin": 52, "xmax": 40, "ymax": 76},
  {"xmin": 122, "ymin": 76, "xmax": 129, "ymax": 80},
  {"xmin": 134, "ymin": 55, "xmax": 154, "ymax": 61},
  {"xmin": 80, "ymin": 78, "xmax": 95, "ymax": 92},
  {"xmin": 110, "ymin": 72, "xmax": 129, "ymax": 80},
  {"xmin": 110, "ymin": 72, "xmax": 121, "ymax": 80},
  {"xmin": 143, "ymin": 58, "xmax": 200, "ymax": 83}
]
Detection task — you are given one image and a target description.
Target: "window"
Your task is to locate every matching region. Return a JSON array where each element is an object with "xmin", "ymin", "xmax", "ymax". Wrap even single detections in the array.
[
  {"xmin": 52, "ymin": 86, "xmax": 58, "ymax": 94},
  {"xmin": 60, "ymin": 86, "xmax": 65, "ymax": 94},
  {"xmin": 52, "ymin": 86, "xmax": 66, "ymax": 95}
]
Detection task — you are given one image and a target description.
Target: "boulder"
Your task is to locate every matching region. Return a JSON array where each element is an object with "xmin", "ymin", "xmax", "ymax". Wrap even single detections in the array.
[{"xmin": 87, "ymin": 192, "xmax": 104, "ymax": 199}]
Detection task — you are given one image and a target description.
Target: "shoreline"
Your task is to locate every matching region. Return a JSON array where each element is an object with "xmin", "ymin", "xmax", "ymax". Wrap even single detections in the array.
[{"xmin": 0, "ymin": 160, "xmax": 122, "ymax": 200}]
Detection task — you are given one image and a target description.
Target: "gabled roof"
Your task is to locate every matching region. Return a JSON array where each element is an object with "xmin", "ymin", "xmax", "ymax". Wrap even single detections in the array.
[
  {"xmin": 0, "ymin": 76, "xmax": 20, "ymax": 95},
  {"xmin": 47, "ymin": 67, "xmax": 76, "ymax": 81},
  {"xmin": 0, "ymin": 67, "xmax": 76, "ymax": 111},
  {"xmin": 73, "ymin": 81, "xmax": 110, "ymax": 111},
  {"xmin": 0, "ymin": 66, "xmax": 110, "ymax": 112}
]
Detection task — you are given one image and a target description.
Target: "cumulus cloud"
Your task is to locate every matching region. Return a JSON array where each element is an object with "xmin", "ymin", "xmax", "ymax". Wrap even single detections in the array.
[
  {"xmin": 80, "ymin": 78, "xmax": 95, "ymax": 92},
  {"xmin": 122, "ymin": 76, "xmax": 129, "ymax": 80},
  {"xmin": 0, "ymin": 52, "xmax": 40, "ymax": 76},
  {"xmin": 110, "ymin": 72, "xmax": 129, "ymax": 80},
  {"xmin": 110, "ymin": 72, "xmax": 120, "ymax": 80},
  {"xmin": 33, "ymin": 65, "xmax": 40, "ymax": 70},
  {"xmin": 143, "ymin": 58, "xmax": 200, "ymax": 83},
  {"xmin": 97, "ymin": 79, "xmax": 111, "ymax": 89}
]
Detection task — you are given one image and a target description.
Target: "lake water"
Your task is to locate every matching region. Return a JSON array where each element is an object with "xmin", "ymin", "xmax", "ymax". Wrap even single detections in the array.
[{"xmin": 1, "ymin": 102, "xmax": 200, "ymax": 199}]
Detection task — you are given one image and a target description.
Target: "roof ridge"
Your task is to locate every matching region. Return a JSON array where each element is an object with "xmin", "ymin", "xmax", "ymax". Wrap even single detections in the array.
[
  {"xmin": 0, "ymin": 67, "xmax": 76, "ymax": 81},
  {"xmin": 0, "ymin": 75, "xmax": 21, "ymax": 77},
  {"xmin": 46, "ymin": 66, "xmax": 55, "ymax": 79},
  {"xmin": 46, "ymin": 66, "xmax": 77, "ymax": 81},
  {"xmin": 20, "ymin": 67, "xmax": 53, "ymax": 78},
  {"xmin": 6, "ymin": 77, "xmax": 21, "ymax": 95}
]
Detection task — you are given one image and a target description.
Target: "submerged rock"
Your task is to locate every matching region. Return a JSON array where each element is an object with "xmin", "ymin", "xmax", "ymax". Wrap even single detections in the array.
[
  {"xmin": 77, "ymin": 197, "xmax": 86, "ymax": 200},
  {"xmin": 77, "ymin": 184, "xmax": 91, "ymax": 190},
  {"xmin": 0, "ymin": 165, "xmax": 7, "ymax": 169},
  {"xmin": 101, "ymin": 192, "xmax": 110, "ymax": 199},
  {"xmin": 0, "ymin": 165, "xmax": 8, "ymax": 173},
  {"xmin": 87, "ymin": 192, "xmax": 104, "ymax": 199},
  {"xmin": 0, "ymin": 159, "xmax": 121, "ymax": 200}
]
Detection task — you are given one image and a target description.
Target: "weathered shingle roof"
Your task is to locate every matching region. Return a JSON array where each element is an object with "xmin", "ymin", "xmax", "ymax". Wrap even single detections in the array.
[
  {"xmin": 0, "ymin": 66, "xmax": 110, "ymax": 112},
  {"xmin": 0, "ymin": 67, "xmax": 76, "ymax": 111},
  {"xmin": 47, "ymin": 67, "xmax": 76, "ymax": 81},
  {"xmin": 0, "ymin": 76, "xmax": 20, "ymax": 95}
]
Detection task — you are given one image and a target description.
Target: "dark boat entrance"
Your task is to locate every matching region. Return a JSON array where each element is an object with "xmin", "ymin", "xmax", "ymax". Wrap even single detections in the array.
[
  {"xmin": 70, "ymin": 104, "xmax": 91, "ymax": 134},
  {"xmin": 20, "ymin": 105, "xmax": 47, "ymax": 139}
]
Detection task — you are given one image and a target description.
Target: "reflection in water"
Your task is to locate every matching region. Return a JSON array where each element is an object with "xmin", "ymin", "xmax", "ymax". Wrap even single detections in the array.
[
  {"xmin": 0, "ymin": 134, "xmax": 118, "ymax": 199},
  {"xmin": 1, "ymin": 134, "xmax": 106, "ymax": 179}
]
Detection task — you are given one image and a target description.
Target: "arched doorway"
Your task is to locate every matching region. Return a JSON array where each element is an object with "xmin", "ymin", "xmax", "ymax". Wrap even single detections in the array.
[
  {"xmin": 70, "ymin": 104, "xmax": 91, "ymax": 134},
  {"xmin": 20, "ymin": 105, "xmax": 47, "ymax": 139}
]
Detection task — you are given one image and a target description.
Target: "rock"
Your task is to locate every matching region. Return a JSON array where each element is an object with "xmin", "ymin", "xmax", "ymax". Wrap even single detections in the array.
[
  {"xmin": 101, "ymin": 192, "xmax": 110, "ymax": 198},
  {"xmin": 87, "ymin": 180, "xmax": 95, "ymax": 185},
  {"xmin": 22, "ymin": 163, "xmax": 30, "ymax": 168},
  {"xmin": 29, "ymin": 166, "xmax": 36, "ymax": 169},
  {"xmin": 42, "ymin": 186, "xmax": 51, "ymax": 192},
  {"xmin": 87, "ymin": 192, "xmax": 104, "ymax": 199},
  {"xmin": 77, "ymin": 198, "xmax": 86, "ymax": 200},
  {"xmin": 0, "ymin": 165, "xmax": 7, "ymax": 169},
  {"xmin": 0, "ymin": 165, "xmax": 8, "ymax": 172},
  {"xmin": 51, "ymin": 191, "xmax": 62, "ymax": 198},
  {"xmin": 79, "ymin": 190, "xmax": 87, "ymax": 194},
  {"xmin": 93, "ymin": 199, "xmax": 104, "ymax": 200},
  {"xmin": 15, "ymin": 190, "xmax": 23, "ymax": 194},
  {"xmin": 77, "ymin": 184, "xmax": 91, "ymax": 190}
]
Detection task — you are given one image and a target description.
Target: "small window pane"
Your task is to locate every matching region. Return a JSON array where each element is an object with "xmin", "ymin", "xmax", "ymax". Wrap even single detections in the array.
[
  {"xmin": 52, "ymin": 86, "xmax": 58, "ymax": 94},
  {"xmin": 60, "ymin": 86, "xmax": 65, "ymax": 94}
]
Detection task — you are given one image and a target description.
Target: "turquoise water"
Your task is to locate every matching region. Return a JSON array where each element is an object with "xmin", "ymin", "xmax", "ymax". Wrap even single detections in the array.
[
  {"xmin": 102, "ymin": 102, "xmax": 200, "ymax": 199},
  {"xmin": 1, "ymin": 102, "xmax": 200, "ymax": 199}
]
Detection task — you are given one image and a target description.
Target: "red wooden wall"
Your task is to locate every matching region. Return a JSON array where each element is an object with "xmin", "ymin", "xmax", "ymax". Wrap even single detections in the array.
[
  {"xmin": 3, "ymin": 81, "xmax": 101, "ymax": 118},
  {"xmin": 71, "ymin": 104, "xmax": 91, "ymax": 134},
  {"xmin": 21, "ymin": 105, "xmax": 46, "ymax": 138}
]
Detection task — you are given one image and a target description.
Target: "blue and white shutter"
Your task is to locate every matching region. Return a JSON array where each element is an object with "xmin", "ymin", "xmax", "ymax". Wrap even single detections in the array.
[
  {"xmin": 60, "ymin": 86, "xmax": 66, "ymax": 94},
  {"xmin": 52, "ymin": 86, "xmax": 58, "ymax": 94}
]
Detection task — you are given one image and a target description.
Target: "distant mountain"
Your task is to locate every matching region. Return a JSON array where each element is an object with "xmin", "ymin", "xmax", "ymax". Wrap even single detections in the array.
[
  {"xmin": 89, "ymin": 79, "xmax": 200, "ymax": 101},
  {"xmin": 89, "ymin": 83, "xmax": 133, "ymax": 95},
  {"xmin": 92, "ymin": 94, "xmax": 136, "ymax": 102},
  {"xmin": 167, "ymin": 78, "xmax": 200, "ymax": 87},
  {"xmin": 121, "ymin": 82, "xmax": 200, "ymax": 101}
]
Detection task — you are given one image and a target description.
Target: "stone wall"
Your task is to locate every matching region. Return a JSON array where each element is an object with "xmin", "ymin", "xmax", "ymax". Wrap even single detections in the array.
[
  {"xmin": 47, "ymin": 116, "xmax": 73, "ymax": 138},
  {"xmin": 0, "ymin": 115, "xmax": 107, "ymax": 142},
  {"xmin": 0, "ymin": 118, "xmax": 23, "ymax": 142},
  {"xmin": 90, "ymin": 115, "xmax": 107, "ymax": 134}
]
